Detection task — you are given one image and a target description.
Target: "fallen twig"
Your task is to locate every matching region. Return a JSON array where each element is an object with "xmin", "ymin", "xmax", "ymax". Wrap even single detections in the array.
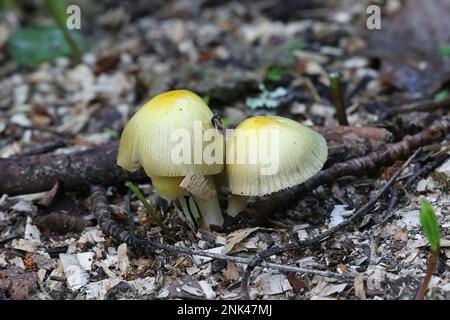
[
  {"xmin": 0, "ymin": 143, "xmax": 147, "ymax": 196},
  {"xmin": 382, "ymin": 97, "xmax": 450, "ymax": 119},
  {"xmin": 376, "ymin": 187, "xmax": 401, "ymax": 227},
  {"xmin": 239, "ymin": 150, "xmax": 419, "ymax": 299},
  {"xmin": 90, "ymin": 184, "xmax": 137, "ymax": 246},
  {"xmin": 90, "ymin": 185, "xmax": 354, "ymax": 286},
  {"xmin": 14, "ymin": 139, "xmax": 67, "ymax": 157},
  {"xmin": 405, "ymin": 153, "xmax": 449, "ymax": 188}
]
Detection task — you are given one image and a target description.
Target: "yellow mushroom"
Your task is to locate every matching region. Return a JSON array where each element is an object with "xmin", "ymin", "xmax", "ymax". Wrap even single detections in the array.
[
  {"xmin": 225, "ymin": 116, "xmax": 328, "ymax": 216},
  {"xmin": 117, "ymin": 89, "xmax": 225, "ymax": 229}
]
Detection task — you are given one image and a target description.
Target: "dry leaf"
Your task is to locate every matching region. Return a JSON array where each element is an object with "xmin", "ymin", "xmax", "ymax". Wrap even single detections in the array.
[
  {"xmin": 23, "ymin": 253, "xmax": 37, "ymax": 271},
  {"xmin": 222, "ymin": 227, "xmax": 261, "ymax": 254},
  {"xmin": 286, "ymin": 273, "xmax": 307, "ymax": 293},
  {"xmin": 223, "ymin": 261, "xmax": 240, "ymax": 281},
  {"xmin": 180, "ymin": 174, "xmax": 217, "ymax": 201},
  {"xmin": 354, "ymin": 274, "xmax": 366, "ymax": 300},
  {"xmin": 0, "ymin": 266, "xmax": 38, "ymax": 300}
]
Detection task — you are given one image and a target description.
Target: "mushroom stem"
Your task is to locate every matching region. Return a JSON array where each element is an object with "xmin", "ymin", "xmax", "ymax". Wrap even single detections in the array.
[
  {"xmin": 227, "ymin": 194, "xmax": 249, "ymax": 217},
  {"xmin": 177, "ymin": 196, "xmax": 201, "ymax": 231},
  {"xmin": 192, "ymin": 193, "xmax": 224, "ymax": 229}
]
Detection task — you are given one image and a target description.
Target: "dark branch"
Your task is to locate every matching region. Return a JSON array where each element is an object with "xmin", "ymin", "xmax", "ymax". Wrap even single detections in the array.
[{"xmin": 1, "ymin": 126, "xmax": 392, "ymax": 196}]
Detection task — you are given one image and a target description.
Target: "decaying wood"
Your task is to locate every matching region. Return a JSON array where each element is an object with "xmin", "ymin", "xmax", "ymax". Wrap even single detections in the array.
[
  {"xmin": 315, "ymin": 126, "xmax": 393, "ymax": 163},
  {"xmin": 0, "ymin": 126, "xmax": 391, "ymax": 196},
  {"xmin": 0, "ymin": 143, "xmax": 147, "ymax": 196}
]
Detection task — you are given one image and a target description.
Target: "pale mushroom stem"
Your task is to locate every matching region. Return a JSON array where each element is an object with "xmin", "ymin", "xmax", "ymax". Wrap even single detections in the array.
[
  {"xmin": 177, "ymin": 196, "xmax": 201, "ymax": 231},
  {"xmin": 227, "ymin": 194, "xmax": 249, "ymax": 217},
  {"xmin": 192, "ymin": 193, "xmax": 224, "ymax": 229}
]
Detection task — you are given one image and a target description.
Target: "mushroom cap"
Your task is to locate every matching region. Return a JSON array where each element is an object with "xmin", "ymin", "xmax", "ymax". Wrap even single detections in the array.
[
  {"xmin": 117, "ymin": 89, "xmax": 224, "ymax": 177},
  {"xmin": 226, "ymin": 116, "xmax": 327, "ymax": 196},
  {"xmin": 151, "ymin": 176, "xmax": 187, "ymax": 200}
]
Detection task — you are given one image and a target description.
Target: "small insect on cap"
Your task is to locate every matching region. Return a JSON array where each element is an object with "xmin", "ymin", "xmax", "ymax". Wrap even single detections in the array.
[
  {"xmin": 226, "ymin": 116, "xmax": 328, "ymax": 196},
  {"xmin": 117, "ymin": 89, "xmax": 224, "ymax": 177}
]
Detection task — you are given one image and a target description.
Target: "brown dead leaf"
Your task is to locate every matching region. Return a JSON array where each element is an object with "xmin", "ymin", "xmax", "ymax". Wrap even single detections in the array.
[
  {"xmin": 31, "ymin": 105, "xmax": 53, "ymax": 127},
  {"xmin": 221, "ymin": 227, "xmax": 261, "ymax": 254},
  {"xmin": 286, "ymin": 273, "xmax": 307, "ymax": 293},
  {"xmin": 0, "ymin": 266, "xmax": 38, "ymax": 300},
  {"xmin": 37, "ymin": 182, "xmax": 60, "ymax": 207},
  {"xmin": 336, "ymin": 263, "xmax": 350, "ymax": 274},
  {"xmin": 95, "ymin": 53, "xmax": 120, "ymax": 75},
  {"xmin": 24, "ymin": 253, "xmax": 37, "ymax": 271},
  {"xmin": 223, "ymin": 261, "xmax": 240, "ymax": 281}
]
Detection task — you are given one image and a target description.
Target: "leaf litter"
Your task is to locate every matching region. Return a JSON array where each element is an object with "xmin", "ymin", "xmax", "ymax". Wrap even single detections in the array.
[{"xmin": 1, "ymin": 0, "xmax": 450, "ymax": 300}]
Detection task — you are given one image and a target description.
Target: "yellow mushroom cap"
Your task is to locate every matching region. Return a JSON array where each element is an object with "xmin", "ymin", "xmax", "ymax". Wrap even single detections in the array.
[
  {"xmin": 226, "ymin": 116, "xmax": 327, "ymax": 196},
  {"xmin": 117, "ymin": 89, "xmax": 224, "ymax": 177},
  {"xmin": 151, "ymin": 176, "xmax": 187, "ymax": 200}
]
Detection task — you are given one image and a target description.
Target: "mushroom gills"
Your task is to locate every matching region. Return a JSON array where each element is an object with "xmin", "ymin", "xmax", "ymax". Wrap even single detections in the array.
[{"xmin": 151, "ymin": 175, "xmax": 223, "ymax": 230}]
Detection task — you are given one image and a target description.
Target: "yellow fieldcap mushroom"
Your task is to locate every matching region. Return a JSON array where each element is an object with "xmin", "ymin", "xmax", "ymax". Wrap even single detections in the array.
[
  {"xmin": 225, "ymin": 116, "xmax": 327, "ymax": 216},
  {"xmin": 117, "ymin": 89, "xmax": 225, "ymax": 229}
]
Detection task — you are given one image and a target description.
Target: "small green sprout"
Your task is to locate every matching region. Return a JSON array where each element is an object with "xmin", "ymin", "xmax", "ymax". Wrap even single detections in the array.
[
  {"xmin": 420, "ymin": 199, "xmax": 441, "ymax": 252},
  {"xmin": 265, "ymin": 65, "xmax": 289, "ymax": 82},
  {"xmin": 125, "ymin": 181, "xmax": 168, "ymax": 233},
  {"xmin": 433, "ymin": 89, "xmax": 449, "ymax": 101},
  {"xmin": 416, "ymin": 199, "xmax": 441, "ymax": 300},
  {"xmin": 438, "ymin": 46, "xmax": 450, "ymax": 57}
]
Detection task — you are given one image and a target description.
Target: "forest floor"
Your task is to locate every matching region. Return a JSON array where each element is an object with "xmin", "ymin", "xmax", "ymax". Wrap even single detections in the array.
[{"xmin": 1, "ymin": 0, "xmax": 450, "ymax": 300}]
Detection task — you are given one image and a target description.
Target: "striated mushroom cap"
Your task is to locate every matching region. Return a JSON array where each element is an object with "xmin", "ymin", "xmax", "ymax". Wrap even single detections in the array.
[
  {"xmin": 226, "ymin": 116, "xmax": 327, "ymax": 196},
  {"xmin": 117, "ymin": 89, "xmax": 224, "ymax": 177}
]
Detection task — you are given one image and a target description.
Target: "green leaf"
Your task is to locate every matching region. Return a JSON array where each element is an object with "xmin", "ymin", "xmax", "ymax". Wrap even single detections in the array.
[
  {"xmin": 221, "ymin": 117, "xmax": 234, "ymax": 126},
  {"xmin": 202, "ymin": 95, "xmax": 210, "ymax": 105},
  {"xmin": 434, "ymin": 89, "xmax": 449, "ymax": 101},
  {"xmin": 420, "ymin": 199, "xmax": 441, "ymax": 252},
  {"xmin": 439, "ymin": 46, "xmax": 450, "ymax": 57},
  {"xmin": 125, "ymin": 181, "xmax": 168, "ymax": 233},
  {"xmin": 7, "ymin": 26, "xmax": 87, "ymax": 67},
  {"xmin": 1, "ymin": 0, "xmax": 18, "ymax": 10},
  {"xmin": 265, "ymin": 65, "xmax": 288, "ymax": 82},
  {"xmin": 44, "ymin": 0, "xmax": 68, "ymax": 29},
  {"xmin": 103, "ymin": 128, "xmax": 119, "ymax": 139}
]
